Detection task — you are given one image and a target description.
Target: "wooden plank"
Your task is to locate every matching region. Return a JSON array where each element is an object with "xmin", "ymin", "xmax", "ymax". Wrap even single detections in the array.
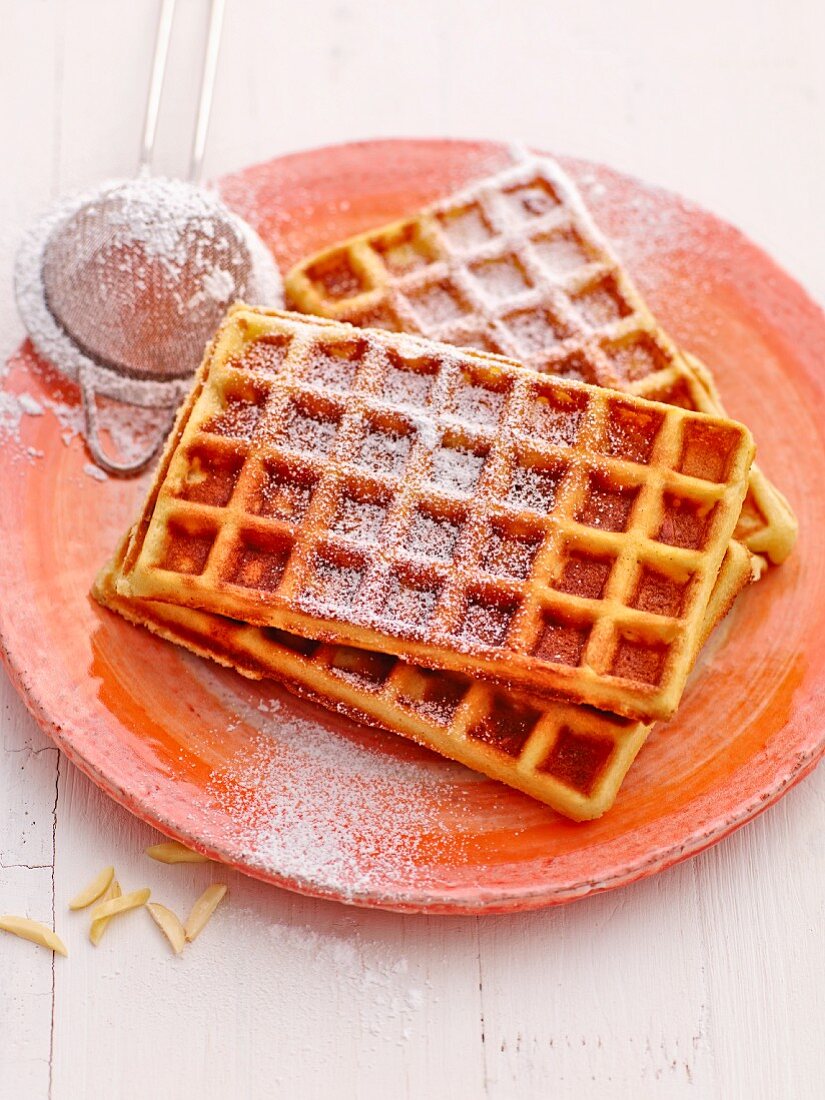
[
  {"xmin": 0, "ymin": 865, "xmax": 59, "ymax": 1099},
  {"xmin": 695, "ymin": 778, "xmax": 825, "ymax": 1099},
  {"xmin": 0, "ymin": 692, "xmax": 58, "ymax": 870},
  {"xmin": 478, "ymin": 862, "xmax": 717, "ymax": 1098}
]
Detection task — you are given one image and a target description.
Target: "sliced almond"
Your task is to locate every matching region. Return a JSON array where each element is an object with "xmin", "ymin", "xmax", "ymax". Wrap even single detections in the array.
[
  {"xmin": 145, "ymin": 841, "xmax": 211, "ymax": 865},
  {"xmin": 69, "ymin": 864, "xmax": 115, "ymax": 910},
  {"xmin": 91, "ymin": 887, "xmax": 150, "ymax": 922},
  {"xmin": 89, "ymin": 878, "xmax": 122, "ymax": 946},
  {"xmin": 184, "ymin": 884, "xmax": 228, "ymax": 942},
  {"xmin": 0, "ymin": 915, "xmax": 67, "ymax": 956},
  {"xmin": 147, "ymin": 903, "xmax": 186, "ymax": 955}
]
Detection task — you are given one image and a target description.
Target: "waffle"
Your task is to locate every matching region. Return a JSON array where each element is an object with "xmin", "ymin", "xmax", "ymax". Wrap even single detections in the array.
[
  {"xmin": 118, "ymin": 306, "xmax": 754, "ymax": 722},
  {"xmin": 285, "ymin": 153, "xmax": 796, "ymax": 565},
  {"xmin": 96, "ymin": 537, "xmax": 754, "ymax": 821}
]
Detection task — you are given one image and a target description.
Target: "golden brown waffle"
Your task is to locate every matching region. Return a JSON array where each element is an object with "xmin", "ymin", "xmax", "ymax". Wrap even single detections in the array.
[
  {"xmin": 285, "ymin": 153, "xmax": 796, "ymax": 565},
  {"xmin": 96, "ymin": 538, "xmax": 754, "ymax": 820},
  {"xmin": 118, "ymin": 306, "xmax": 754, "ymax": 721}
]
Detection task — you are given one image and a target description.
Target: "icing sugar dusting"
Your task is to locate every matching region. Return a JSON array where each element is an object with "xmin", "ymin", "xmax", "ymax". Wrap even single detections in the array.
[
  {"xmin": 0, "ymin": 386, "xmax": 53, "ymax": 465},
  {"xmin": 204, "ymin": 672, "xmax": 472, "ymax": 902},
  {"xmin": 201, "ymin": 266, "xmax": 236, "ymax": 301},
  {"xmin": 261, "ymin": 919, "xmax": 427, "ymax": 1041},
  {"xmin": 572, "ymin": 165, "xmax": 739, "ymax": 349},
  {"xmin": 83, "ymin": 462, "xmax": 108, "ymax": 482},
  {"xmin": 94, "ymin": 177, "xmax": 224, "ymax": 267},
  {"xmin": 0, "ymin": 391, "xmax": 25, "ymax": 440},
  {"xmin": 17, "ymin": 393, "xmax": 43, "ymax": 416}
]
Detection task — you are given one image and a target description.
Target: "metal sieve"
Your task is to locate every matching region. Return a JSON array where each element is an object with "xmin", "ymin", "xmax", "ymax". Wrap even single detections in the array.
[{"xmin": 14, "ymin": 0, "xmax": 282, "ymax": 475}]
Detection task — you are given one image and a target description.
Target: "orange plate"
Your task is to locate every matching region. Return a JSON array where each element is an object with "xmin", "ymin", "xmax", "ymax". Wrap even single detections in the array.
[{"xmin": 2, "ymin": 140, "xmax": 824, "ymax": 915}]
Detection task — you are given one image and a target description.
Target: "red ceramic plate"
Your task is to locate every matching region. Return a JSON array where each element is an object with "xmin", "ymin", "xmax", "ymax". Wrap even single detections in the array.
[{"xmin": 2, "ymin": 139, "xmax": 824, "ymax": 914}]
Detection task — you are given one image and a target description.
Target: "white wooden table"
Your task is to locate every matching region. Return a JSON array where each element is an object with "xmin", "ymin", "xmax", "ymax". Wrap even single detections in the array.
[{"xmin": 1, "ymin": 2, "xmax": 824, "ymax": 1097}]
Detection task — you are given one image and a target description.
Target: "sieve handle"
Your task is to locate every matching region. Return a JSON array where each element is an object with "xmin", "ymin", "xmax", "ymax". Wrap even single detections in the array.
[
  {"xmin": 79, "ymin": 365, "xmax": 175, "ymax": 477},
  {"xmin": 189, "ymin": 0, "xmax": 226, "ymax": 183},
  {"xmin": 138, "ymin": 0, "xmax": 177, "ymax": 175}
]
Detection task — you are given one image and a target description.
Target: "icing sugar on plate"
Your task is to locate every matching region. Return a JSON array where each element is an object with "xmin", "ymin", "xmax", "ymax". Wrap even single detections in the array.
[{"xmin": 203, "ymin": 665, "xmax": 477, "ymax": 902}]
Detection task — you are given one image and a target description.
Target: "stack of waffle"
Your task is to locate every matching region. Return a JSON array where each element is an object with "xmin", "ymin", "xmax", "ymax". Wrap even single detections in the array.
[{"xmin": 95, "ymin": 155, "xmax": 796, "ymax": 820}]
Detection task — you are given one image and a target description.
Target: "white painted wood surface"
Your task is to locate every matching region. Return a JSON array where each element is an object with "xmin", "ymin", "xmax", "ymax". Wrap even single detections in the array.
[{"xmin": 1, "ymin": 1, "xmax": 824, "ymax": 1097}]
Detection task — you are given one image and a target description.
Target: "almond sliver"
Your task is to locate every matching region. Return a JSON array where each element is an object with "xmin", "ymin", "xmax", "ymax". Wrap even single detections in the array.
[
  {"xmin": 0, "ymin": 915, "xmax": 67, "ymax": 956},
  {"xmin": 91, "ymin": 887, "xmax": 150, "ymax": 922},
  {"xmin": 89, "ymin": 879, "xmax": 122, "ymax": 946},
  {"xmin": 147, "ymin": 903, "xmax": 186, "ymax": 955},
  {"xmin": 69, "ymin": 865, "xmax": 115, "ymax": 910},
  {"xmin": 184, "ymin": 884, "xmax": 227, "ymax": 942},
  {"xmin": 146, "ymin": 841, "xmax": 211, "ymax": 865}
]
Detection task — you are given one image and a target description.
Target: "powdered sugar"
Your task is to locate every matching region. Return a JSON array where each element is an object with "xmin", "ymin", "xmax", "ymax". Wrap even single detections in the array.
[
  {"xmin": 0, "ymin": 386, "xmax": 57, "ymax": 460},
  {"xmin": 17, "ymin": 393, "xmax": 43, "ymax": 416},
  {"xmin": 83, "ymin": 462, "xmax": 108, "ymax": 482},
  {"xmin": 204, "ymin": 673, "xmax": 471, "ymax": 901},
  {"xmin": 459, "ymin": 598, "xmax": 516, "ymax": 648},
  {"xmin": 262, "ymin": 920, "xmax": 427, "ymax": 1041},
  {"xmin": 408, "ymin": 508, "xmax": 461, "ymax": 561},
  {"xmin": 605, "ymin": 186, "xmax": 697, "ymax": 269},
  {"xmin": 0, "ymin": 390, "xmax": 26, "ymax": 440},
  {"xmin": 429, "ymin": 443, "xmax": 485, "ymax": 496},
  {"xmin": 357, "ymin": 422, "xmax": 412, "ymax": 476},
  {"xmin": 305, "ymin": 345, "xmax": 360, "ymax": 392},
  {"xmin": 91, "ymin": 177, "xmax": 226, "ymax": 267},
  {"xmin": 187, "ymin": 266, "xmax": 237, "ymax": 310}
]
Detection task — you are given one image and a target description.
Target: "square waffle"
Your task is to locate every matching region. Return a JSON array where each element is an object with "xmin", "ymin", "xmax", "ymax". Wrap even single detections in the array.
[
  {"xmin": 285, "ymin": 153, "xmax": 796, "ymax": 565},
  {"xmin": 118, "ymin": 306, "xmax": 754, "ymax": 722},
  {"xmin": 97, "ymin": 538, "xmax": 754, "ymax": 820}
]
